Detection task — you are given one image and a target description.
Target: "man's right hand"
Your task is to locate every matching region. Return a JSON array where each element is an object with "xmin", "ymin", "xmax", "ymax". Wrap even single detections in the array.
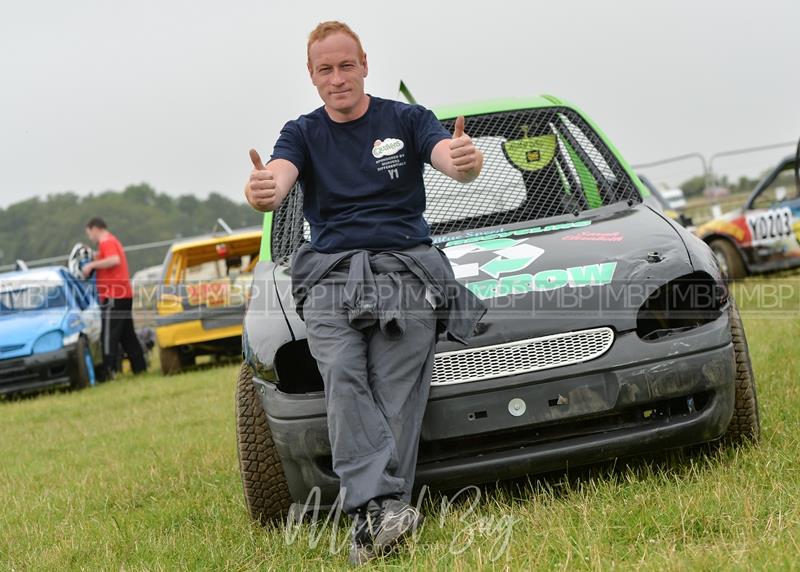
[{"xmin": 246, "ymin": 149, "xmax": 280, "ymax": 212}]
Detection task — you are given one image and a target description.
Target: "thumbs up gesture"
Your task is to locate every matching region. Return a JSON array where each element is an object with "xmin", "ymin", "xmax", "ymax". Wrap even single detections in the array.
[
  {"xmin": 246, "ymin": 149, "xmax": 280, "ymax": 212},
  {"xmin": 449, "ymin": 116, "xmax": 482, "ymax": 178}
]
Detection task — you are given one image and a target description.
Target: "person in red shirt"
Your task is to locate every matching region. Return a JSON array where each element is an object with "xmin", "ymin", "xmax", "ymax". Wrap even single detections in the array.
[{"xmin": 83, "ymin": 217, "xmax": 147, "ymax": 379}]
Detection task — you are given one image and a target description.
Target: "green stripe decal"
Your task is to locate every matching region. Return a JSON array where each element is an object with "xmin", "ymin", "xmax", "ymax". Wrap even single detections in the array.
[
  {"xmin": 563, "ymin": 139, "xmax": 602, "ymax": 209},
  {"xmin": 260, "ymin": 212, "xmax": 273, "ymax": 261}
]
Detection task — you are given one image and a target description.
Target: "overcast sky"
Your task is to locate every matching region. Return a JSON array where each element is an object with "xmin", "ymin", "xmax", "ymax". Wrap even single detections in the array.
[{"xmin": 1, "ymin": 0, "xmax": 798, "ymax": 209}]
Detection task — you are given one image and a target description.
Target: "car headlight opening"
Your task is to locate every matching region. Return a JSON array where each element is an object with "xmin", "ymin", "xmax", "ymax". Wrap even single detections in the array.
[
  {"xmin": 636, "ymin": 272, "xmax": 726, "ymax": 341},
  {"xmin": 32, "ymin": 330, "xmax": 64, "ymax": 353}
]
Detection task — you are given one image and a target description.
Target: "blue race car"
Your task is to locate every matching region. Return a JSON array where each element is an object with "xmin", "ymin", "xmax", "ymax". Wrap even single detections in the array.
[{"xmin": 0, "ymin": 260, "xmax": 101, "ymax": 396}]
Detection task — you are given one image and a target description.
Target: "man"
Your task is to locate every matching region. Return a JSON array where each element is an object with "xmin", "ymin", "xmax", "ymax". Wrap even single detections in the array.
[
  {"xmin": 245, "ymin": 21, "xmax": 485, "ymax": 565},
  {"xmin": 83, "ymin": 217, "xmax": 147, "ymax": 380}
]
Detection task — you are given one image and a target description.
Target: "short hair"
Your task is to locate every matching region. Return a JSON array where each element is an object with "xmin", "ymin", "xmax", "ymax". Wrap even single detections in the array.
[
  {"xmin": 86, "ymin": 217, "xmax": 107, "ymax": 230},
  {"xmin": 307, "ymin": 21, "xmax": 365, "ymax": 65}
]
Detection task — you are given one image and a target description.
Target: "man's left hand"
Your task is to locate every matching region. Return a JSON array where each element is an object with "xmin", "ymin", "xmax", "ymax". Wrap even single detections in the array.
[
  {"xmin": 430, "ymin": 115, "xmax": 484, "ymax": 183},
  {"xmin": 82, "ymin": 262, "xmax": 94, "ymax": 278},
  {"xmin": 449, "ymin": 116, "xmax": 480, "ymax": 175}
]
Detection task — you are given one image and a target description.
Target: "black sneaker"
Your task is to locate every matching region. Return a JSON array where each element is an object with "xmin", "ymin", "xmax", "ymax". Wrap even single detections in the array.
[
  {"xmin": 348, "ymin": 508, "xmax": 377, "ymax": 567},
  {"xmin": 370, "ymin": 498, "xmax": 423, "ymax": 555}
]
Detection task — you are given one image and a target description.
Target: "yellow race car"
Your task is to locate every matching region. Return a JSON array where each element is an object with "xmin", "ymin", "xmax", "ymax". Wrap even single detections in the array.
[{"xmin": 155, "ymin": 228, "xmax": 261, "ymax": 374}]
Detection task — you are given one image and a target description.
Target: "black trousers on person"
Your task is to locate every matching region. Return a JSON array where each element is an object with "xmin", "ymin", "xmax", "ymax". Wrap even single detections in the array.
[{"xmin": 100, "ymin": 297, "xmax": 147, "ymax": 379}]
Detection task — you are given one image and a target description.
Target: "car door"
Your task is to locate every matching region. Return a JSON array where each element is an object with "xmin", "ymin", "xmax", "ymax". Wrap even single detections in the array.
[
  {"xmin": 743, "ymin": 159, "xmax": 800, "ymax": 270},
  {"xmin": 63, "ymin": 272, "xmax": 102, "ymax": 353}
]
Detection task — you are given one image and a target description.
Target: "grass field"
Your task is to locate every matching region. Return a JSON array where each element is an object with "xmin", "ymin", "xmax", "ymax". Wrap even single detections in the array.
[{"xmin": 1, "ymin": 279, "xmax": 799, "ymax": 570}]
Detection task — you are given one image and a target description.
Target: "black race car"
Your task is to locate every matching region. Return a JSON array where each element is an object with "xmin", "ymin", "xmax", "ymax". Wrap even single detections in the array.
[{"xmin": 235, "ymin": 97, "xmax": 760, "ymax": 523}]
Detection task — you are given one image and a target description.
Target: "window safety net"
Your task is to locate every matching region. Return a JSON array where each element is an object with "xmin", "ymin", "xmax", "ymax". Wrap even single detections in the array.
[{"xmin": 270, "ymin": 106, "xmax": 641, "ymax": 263}]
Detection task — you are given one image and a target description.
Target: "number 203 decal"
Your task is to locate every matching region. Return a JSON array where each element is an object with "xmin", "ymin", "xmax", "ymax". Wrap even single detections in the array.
[{"xmin": 745, "ymin": 208, "xmax": 793, "ymax": 246}]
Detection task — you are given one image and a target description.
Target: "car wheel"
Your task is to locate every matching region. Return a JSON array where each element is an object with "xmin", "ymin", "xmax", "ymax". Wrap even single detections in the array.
[
  {"xmin": 160, "ymin": 347, "xmax": 183, "ymax": 375},
  {"xmin": 710, "ymin": 239, "xmax": 745, "ymax": 280},
  {"xmin": 69, "ymin": 336, "xmax": 95, "ymax": 390},
  {"xmin": 179, "ymin": 351, "xmax": 195, "ymax": 368},
  {"xmin": 236, "ymin": 362, "xmax": 292, "ymax": 524},
  {"xmin": 723, "ymin": 300, "xmax": 760, "ymax": 444}
]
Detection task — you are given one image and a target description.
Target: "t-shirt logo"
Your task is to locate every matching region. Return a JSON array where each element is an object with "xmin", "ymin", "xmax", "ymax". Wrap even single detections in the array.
[{"xmin": 372, "ymin": 138, "xmax": 405, "ymax": 158}]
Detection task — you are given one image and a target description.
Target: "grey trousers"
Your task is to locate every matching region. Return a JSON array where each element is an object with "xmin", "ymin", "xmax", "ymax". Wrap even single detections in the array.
[{"xmin": 303, "ymin": 270, "xmax": 436, "ymax": 514}]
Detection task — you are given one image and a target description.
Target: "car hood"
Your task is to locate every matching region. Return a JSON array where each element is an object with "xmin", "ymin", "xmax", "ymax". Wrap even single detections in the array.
[
  {"xmin": 0, "ymin": 310, "xmax": 66, "ymax": 359},
  {"xmin": 432, "ymin": 203, "xmax": 694, "ymax": 351},
  {"xmin": 264, "ymin": 203, "xmax": 696, "ymax": 357}
]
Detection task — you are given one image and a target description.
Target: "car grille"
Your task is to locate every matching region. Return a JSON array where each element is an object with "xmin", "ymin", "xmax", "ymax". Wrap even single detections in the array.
[
  {"xmin": 0, "ymin": 355, "xmax": 70, "ymax": 394},
  {"xmin": 0, "ymin": 344, "xmax": 25, "ymax": 354},
  {"xmin": 431, "ymin": 327, "xmax": 614, "ymax": 386},
  {"xmin": 0, "ymin": 358, "xmax": 39, "ymax": 381}
]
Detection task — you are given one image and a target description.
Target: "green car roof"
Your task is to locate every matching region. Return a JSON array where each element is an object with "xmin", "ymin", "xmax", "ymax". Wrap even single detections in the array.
[{"xmin": 433, "ymin": 95, "xmax": 564, "ymax": 120}]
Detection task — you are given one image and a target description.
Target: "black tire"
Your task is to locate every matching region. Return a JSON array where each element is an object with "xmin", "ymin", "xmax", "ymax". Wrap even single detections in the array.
[
  {"xmin": 723, "ymin": 300, "xmax": 760, "ymax": 444},
  {"xmin": 160, "ymin": 346, "xmax": 182, "ymax": 375},
  {"xmin": 68, "ymin": 336, "xmax": 92, "ymax": 390},
  {"xmin": 236, "ymin": 362, "xmax": 292, "ymax": 525},
  {"xmin": 179, "ymin": 351, "xmax": 196, "ymax": 368},
  {"xmin": 710, "ymin": 239, "xmax": 746, "ymax": 280}
]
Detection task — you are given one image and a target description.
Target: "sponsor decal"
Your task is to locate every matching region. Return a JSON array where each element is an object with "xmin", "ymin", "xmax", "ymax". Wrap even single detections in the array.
[
  {"xmin": 465, "ymin": 262, "xmax": 617, "ymax": 300},
  {"xmin": 443, "ymin": 231, "xmax": 617, "ymax": 300},
  {"xmin": 746, "ymin": 208, "xmax": 793, "ymax": 246},
  {"xmin": 373, "ymin": 138, "xmax": 407, "ymax": 180},
  {"xmin": 372, "ymin": 138, "xmax": 405, "ymax": 158},
  {"xmin": 562, "ymin": 231, "xmax": 623, "ymax": 242},
  {"xmin": 502, "ymin": 131, "xmax": 556, "ymax": 172},
  {"xmin": 186, "ymin": 282, "xmax": 229, "ymax": 307},
  {"xmin": 445, "ymin": 238, "xmax": 545, "ymax": 279},
  {"xmin": 433, "ymin": 227, "xmax": 509, "ymax": 245},
  {"xmin": 445, "ymin": 220, "xmax": 592, "ymax": 247}
]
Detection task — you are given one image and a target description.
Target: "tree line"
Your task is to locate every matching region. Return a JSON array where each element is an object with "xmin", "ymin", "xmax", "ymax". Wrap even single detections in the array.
[
  {"xmin": 678, "ymin": 166, "xmax": 794, "ymax": 198},
  {"xmin": 0, "ymin": 183, "xmax": 262, "ymax": 274}
]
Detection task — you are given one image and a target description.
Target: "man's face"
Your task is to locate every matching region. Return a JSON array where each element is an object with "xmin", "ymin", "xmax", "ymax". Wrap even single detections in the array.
[
  {"xmin": 307, "ymin": 33, "xmax": 368, "ymax": 116},
  {"xmin": 85, "ymin": 227, "xmax": 99, "ymax": 244}
]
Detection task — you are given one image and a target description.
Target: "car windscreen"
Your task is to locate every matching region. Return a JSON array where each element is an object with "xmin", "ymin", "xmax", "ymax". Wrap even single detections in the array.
[
  {"xmin": 183, "ymin": 254, "xmax": 258, "ymax": 281},
  {"xmin": 750, "ymin": 161, "xmax": 800, "ymax": 210},
  {"xmin": 0, "ymin": 284, "xmax": 67, "ymax": 315},
  {"xmin": 269, "ymin": 106, "xmax": 642, "ymax": 263}
]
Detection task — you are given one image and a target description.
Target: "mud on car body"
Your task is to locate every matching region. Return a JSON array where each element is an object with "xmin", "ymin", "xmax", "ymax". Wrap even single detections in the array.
[
  {"xmin": 696, "ymin": 154, "xmax": 800, "ymax": 278},
  {"xmin": 0, "ymin": 266, "xmax": 101, "ymax": 396},
  {"xmin": 155, "ymin": 229, "xmax": 262, "ymax": 375},
  {"xmin": 235, "ymin": 96, "xmax": 760, "ymax": 522}
]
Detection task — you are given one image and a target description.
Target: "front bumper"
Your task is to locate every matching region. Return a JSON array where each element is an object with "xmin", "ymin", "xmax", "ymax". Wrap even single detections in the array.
[
  {"xmin": 0, "ymin": 344, "xmax": 77, "ymax": 395},
  {"xmin": 155, "ymin": 306, "xmax": 245, "ymax": 349},
  {"xmin": 254, "ymin": 318, "xmax": 736, "ymax": 507}
]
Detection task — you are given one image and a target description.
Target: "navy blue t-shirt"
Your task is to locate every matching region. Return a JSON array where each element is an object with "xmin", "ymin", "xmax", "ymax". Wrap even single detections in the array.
[{"xmin": 269, "ymin": 96, "xmax": 451, "ymax": 253}]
